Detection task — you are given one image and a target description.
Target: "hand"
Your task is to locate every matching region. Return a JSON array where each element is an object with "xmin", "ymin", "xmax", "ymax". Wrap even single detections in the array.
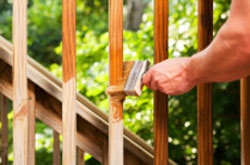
[{"xmin": 142, "ymin": 57, "xmax": 197, "ymax": 95}]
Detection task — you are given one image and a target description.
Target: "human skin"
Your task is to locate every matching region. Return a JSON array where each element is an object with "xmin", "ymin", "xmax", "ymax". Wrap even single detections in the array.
[{"xmin": 142, "ymin": 0, "xmax": 250, "ymax": 95}]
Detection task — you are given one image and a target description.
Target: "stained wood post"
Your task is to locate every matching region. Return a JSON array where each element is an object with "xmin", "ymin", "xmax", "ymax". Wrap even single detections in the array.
[
  {"xmin": 108, "ymin": 0, "xmax": 124, "ymax": 164},
  {"xmin": 62, "ymin": 0, "xmax": 77, "ymax": 164},
  {"xmin": 197, "ymin": 0, "xmax": 213, "ymax": 164},
  {"xmin": 154, "ymin": 0, "xmax": 169, "ymax": 164},
  {"xmin": 77, "ymin": 148, "xmax": 85, "ymax": 165},
  {"xmin": 240, "ymin": 77, "xmax": 250, "ymax": 165},
  {"xmin": 0, "ymin": 93, "xmax": 8, "ymax": 165},
  {"xmin": 53, "ymin": 131, "xmax": 61, "ymax": 165},
  {"xmin": 13, "ymin": 0, "xmax": 35, "ymax": 164}
]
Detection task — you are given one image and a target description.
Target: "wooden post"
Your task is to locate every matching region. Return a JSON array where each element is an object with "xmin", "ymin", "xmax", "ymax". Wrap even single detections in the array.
[
  {"xmin": 13, "ymin": 0, "xmax": 35, "ymax": 164},
  {"xmin": 108, "ymin": 0, "xmax": 124, "ymax": 164},
  {"xmin": 27, "ymin": 83, "xmax": 36, "ymax": 165},
  {"xmin": 241, "ymin": 77, "xmax": 250, "ymax": 165},
  {"xmin": 0, "ymin": 94, "xmax": 8, "ymax": 165},
  {"xmin": 62, "ymin": 0, "xmax": 77, "ymax": 164},
  {"xmin": 77, "ymin": 148, "xmax": 85, "ymax": 165},
  {"xmin": 154, "ymin": 0, "xmax": 169, "ymax": 164},
  {"xmin": 53, "ymin": 131, "xmax": 61, "ymax": 165},
  {"xmin": 197, "ymin": 0, "xmax": 213, "ymax": 164}
]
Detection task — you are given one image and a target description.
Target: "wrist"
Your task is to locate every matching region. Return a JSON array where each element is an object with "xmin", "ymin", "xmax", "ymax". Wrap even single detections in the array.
[{"xmin": 187, "ymin": 54, "xmax": 206, "ymax": 85}]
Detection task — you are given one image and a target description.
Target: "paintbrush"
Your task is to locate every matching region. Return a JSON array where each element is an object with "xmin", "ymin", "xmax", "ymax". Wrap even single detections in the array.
[{"xmin": 106, "ymin": 60, "xmax": 150, "ymax": 96}]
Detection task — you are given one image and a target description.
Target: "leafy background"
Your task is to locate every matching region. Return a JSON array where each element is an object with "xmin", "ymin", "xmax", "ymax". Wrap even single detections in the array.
[{"xmin": 0, "ymin": 0, "xmax": 240, "ymax": 164}]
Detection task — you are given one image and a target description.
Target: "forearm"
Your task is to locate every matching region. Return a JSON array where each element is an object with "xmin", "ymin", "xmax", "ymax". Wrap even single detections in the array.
[{"xmin": 189, "ymin": 15, "xmax": 250, "ymax": 84}]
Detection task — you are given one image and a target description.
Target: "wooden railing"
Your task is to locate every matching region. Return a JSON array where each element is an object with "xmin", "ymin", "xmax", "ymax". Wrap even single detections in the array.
[{"xmin": 0, "ymin": 0, "xmax": 249, "ymax": 164}]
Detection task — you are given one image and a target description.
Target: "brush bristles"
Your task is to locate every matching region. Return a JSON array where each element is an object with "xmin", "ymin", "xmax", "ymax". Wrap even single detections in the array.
[{"xmin": 124, "ymin": 60, "xmax": 150, "ymax": 96}]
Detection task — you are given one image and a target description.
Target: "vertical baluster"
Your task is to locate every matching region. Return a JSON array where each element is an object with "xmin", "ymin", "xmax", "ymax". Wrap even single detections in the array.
[
  {"xmin": 197, "ymin": 0, "xmax": 213, "ymax": 164},
  {"xmin": 240, "ymin": 77, "xmax": 250, "ymax": 165},
  {"xmin": 108, "ymin": 0, "xmax": 124, "ymax": 164},
  {"xmin": 62, "ymin": 0, "xmax": 77, "ymax": 164},
  {"xmin": 13, "ymin": 0, "xmax": 35, "ymax": 164},
  {"xmin": 53, "ymin": 131, "xmax": 61, "ymax": 165},
  {"xmin": 154, "ymin": 0, "xmax": 169, "ymax": 164},
  {"xmin": 102, "ymin": 136, "xmax": 108, "ymax": 165},
  {"xmin": 27, "ymin": 83, "xmax": 36, "ymax": 164},
  {"xmin": 0, "ymin": 94, "xmax": 8, "ymax": 165},
  {"xmin": 77, "ymin": 147, "xmax": 85, "ymax": 165}
]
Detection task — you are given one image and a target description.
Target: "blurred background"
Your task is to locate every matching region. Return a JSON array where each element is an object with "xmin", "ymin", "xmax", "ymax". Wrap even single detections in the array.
[{"xmin": 0, "ymin": 0, "xmax": 239, "ymax": 164}]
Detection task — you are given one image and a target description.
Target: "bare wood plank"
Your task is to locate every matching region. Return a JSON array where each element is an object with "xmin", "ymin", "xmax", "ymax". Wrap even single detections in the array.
[
  {"xmin": 197, "ymin": 0, "xmax": 213, "ymax": 164},
  {"xmin": 62, "ymin": 0, "xmax": 77, "ymax": 164},
  {"xmin": 12, "ymin": 0, "xmax": 34, "ymax": 164},
  {"xmin": 102, "ymin": 137, "xmax": 108, "ymax": 165},
  {"xmin": 154, "ymin": 0, "xmax": 168, "ymax": 164},
  {"xmin": 53, "ymin": 131, "xmax": 61, "ymax": 165},
  {"xmin": 108, "ymin": 0, "xmax": 124, "ymax": 165},
  {"xmin": 0, "ymin": 93, "xmax": 8, "ymax": 164},
  {"xmin": 77, "ymin": 147, "xmax": 85, "ymax": 165},
  {"xmin": 27, "ymin": 83, "xmax": 36, "ymax": 165},
  {"xmin": 241, "ymin": 77, "xmax": 250, "ymax": 165}
]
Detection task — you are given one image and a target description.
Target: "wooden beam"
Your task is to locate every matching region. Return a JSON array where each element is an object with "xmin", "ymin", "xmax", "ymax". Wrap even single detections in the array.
[
  {"xmin": 77, "ymin": 147, "xmax": 85, "ymax": 165},
  {"xmin": 62, "ymin": 0, "xmax": 77, "ymax": 164},
  {"xmin": 0, "ymin": 93, "xmax": 8, "ymax": 165},
  {"xmin": 241, "ymin": 77, "xmax": 250, "ymax": 165},
  {"xmin": 197, "ymin": 0, "xmax": 213, "ymax": 164},
  {"xmin": 154, "ymin": 0, "xmax": 168, "ymax": 164},
  {"xmin": 12, "ymin": 0, "xmax": 35, "ymax": 164},
  {"xmin": 53, "ymin": 131, "xmax": 61, "ymax": 165},
  {"xmin": 108, "ymin": 0, "xmax": 124, "ymax": 165}
]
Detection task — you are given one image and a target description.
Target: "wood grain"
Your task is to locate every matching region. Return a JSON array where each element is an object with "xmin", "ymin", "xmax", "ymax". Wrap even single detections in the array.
[
  {"xmin": 77, "ymin": 147, "xmax": 85, "ymax": 165},
  {"xmin": 27, "ymin": 83, "xmax": 36, "ymax": 165},
  {"xmin": 102, "ymin": 137, "xmax": 108, "ymax": 165},
  {"xmin": 62, "ymin": 0, "xmax": 77, "ymax": 164},
  {"xmin": 154, "ymin": 0, "xmax": 169, "ymax": 164},
  {"xmin": 108, "ymin": 0, "xmax": 124, "ymax": 164},
  {"xmin": 0, "ymin": 36, "xmax": 157, "ymax": 165},
  {"xmin": 12, "ymin": 0, "xmax": 34, "ymax": 164},
  {"xmin": 53, "ymin": 131, "xmax": 61, "ymax": 165},
  {"xmin": 241, "ymin": 77, "xmax": 250, "ymax": 165},
  {"xmin": 197, "ymin": 0, "xmax": 213, "ymax": 164},
  {"xmin": 0, "ymin": 93, "xmax": 8, "ymax": 165}
]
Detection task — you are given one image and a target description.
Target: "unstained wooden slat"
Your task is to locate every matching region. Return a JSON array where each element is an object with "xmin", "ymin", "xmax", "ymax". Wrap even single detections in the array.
[
  {"xmin": 13, "ymin": 0, "xmax": 35, "ymax": 164},
  {"xmin": 154, "ymin": 0, "xmax": 169, "ymax": 164},
  {"xmin": 53, "ymin": 131, "xmax": 61, "ymax": 165},
  {"xmin": 62, "ymin": 0, "xmax": 77, "ymax": 164},
  {"xmin": 77, "ymin": 147, "xmax": 85, "ymax": 165},
  {"xmin": 0, "ymin": 93, "xmax": 8, "ymax": 165},
  {"xmin": 27, "ymin": 83, "xmax": 36, "ymax": 165},
  {"xmin": 197, "ymin": 0, "xmax": 213, "ymax": 164},
  {"xmin": 240, "ymin": 77, "xmax": 250, "ymax": 165},
  {"xmin": 108, "ymin": 0, "xmax": 124, "ymax": 164}
]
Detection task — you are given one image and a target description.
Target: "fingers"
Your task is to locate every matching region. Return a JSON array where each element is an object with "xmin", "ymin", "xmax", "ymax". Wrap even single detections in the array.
[{"xmin": 142, "ymin": 70, "xmax": 152, "ymax": 87}]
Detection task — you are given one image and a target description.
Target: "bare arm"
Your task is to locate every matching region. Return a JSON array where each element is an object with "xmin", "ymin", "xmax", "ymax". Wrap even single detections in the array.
[{"xmin": 143, "ymin": 0, "xmax": 250, "ymax": 95}]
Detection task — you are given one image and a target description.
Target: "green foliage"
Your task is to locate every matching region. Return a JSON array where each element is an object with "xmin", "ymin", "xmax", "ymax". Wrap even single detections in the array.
[{"xmin": 0, "ymin": 0, "xmax": 240, "ymax": 164}]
